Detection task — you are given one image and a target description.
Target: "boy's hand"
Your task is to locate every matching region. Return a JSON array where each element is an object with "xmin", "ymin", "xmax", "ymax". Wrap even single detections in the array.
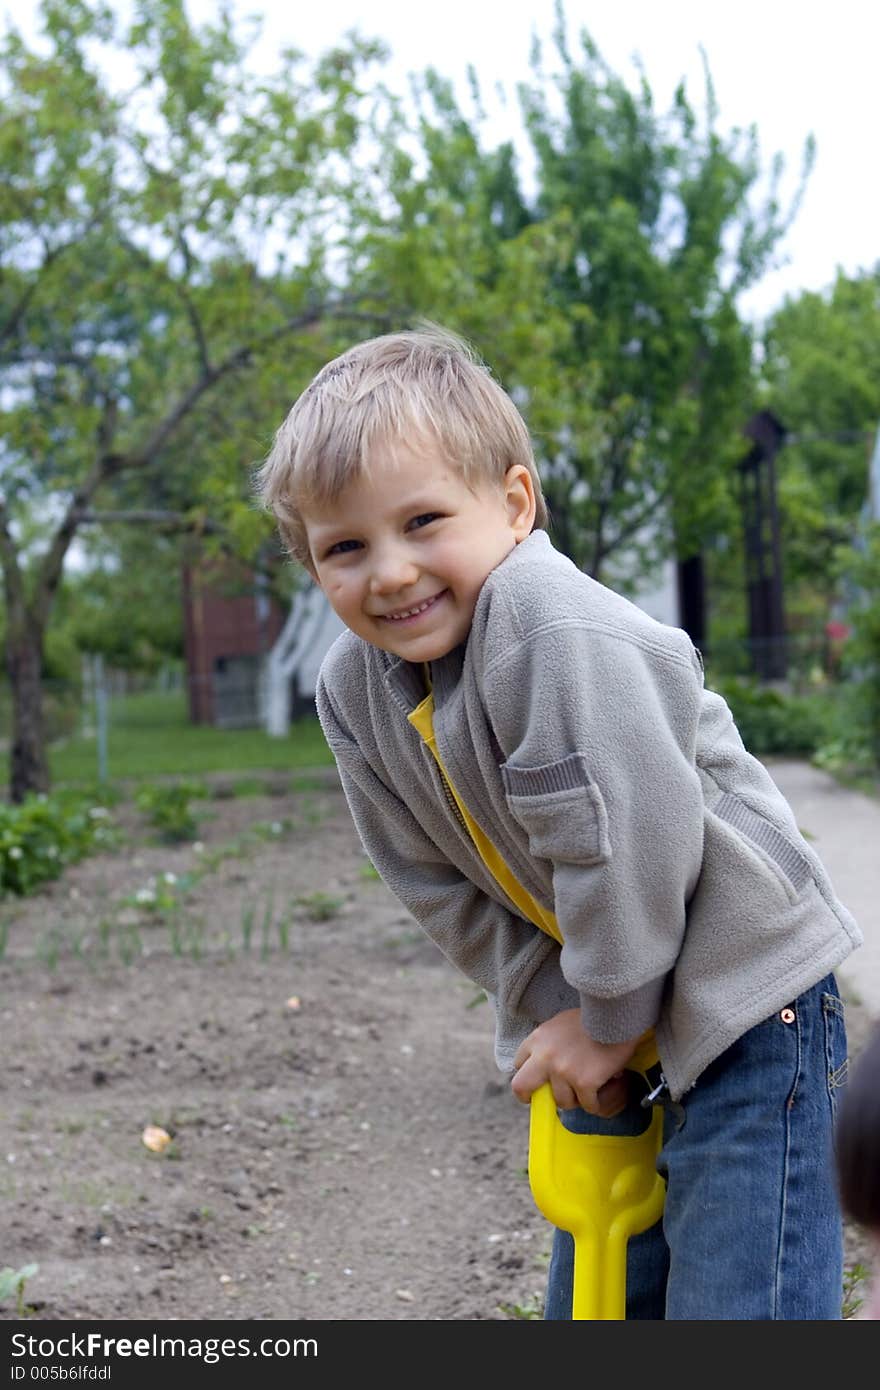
[{"xmin": 511, "ymin": 1009, "xmax": 642, "ymax": 1117}]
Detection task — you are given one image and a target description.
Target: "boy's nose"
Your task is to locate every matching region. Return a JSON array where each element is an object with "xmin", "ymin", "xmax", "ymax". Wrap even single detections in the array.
[{"xmin": 368, "ymin": 545, "xmax": 419, "ymax": 594}]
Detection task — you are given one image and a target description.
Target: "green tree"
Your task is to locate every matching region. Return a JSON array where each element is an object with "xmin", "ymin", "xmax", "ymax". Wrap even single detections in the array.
[
  {"xmin": 0, "ymin": 0, "xmax": 388, "ymax": 800},
  {"xmin": 55, "ymin": 529, "xmax": 185, "ymax": 673},
  {"xmin": 353, "ymin": 63, "xmax": 578, "ymax": 461},
  {"xmin": 369, "ymin": 4, "xmax": 809, "ymax": 593},
  {"xmin": 514, "ymin": 10, "xmax": 808, "ymax": 585},
  {"xmin": 760, "ymin": 267, "xmax": 880, "ymax": 617}
]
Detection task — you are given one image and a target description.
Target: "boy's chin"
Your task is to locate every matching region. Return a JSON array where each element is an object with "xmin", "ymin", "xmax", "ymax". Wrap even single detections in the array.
[
  {"xmin": 374, "ymin": 630, "xmax": 462, "ymax": 663},
  {"xmin": 385, "ymin": 641, "xmax": 456, "ymax": 663}
]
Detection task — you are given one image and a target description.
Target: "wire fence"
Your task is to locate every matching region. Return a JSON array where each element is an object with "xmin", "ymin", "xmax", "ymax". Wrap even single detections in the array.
[
  {"xmin": 0, "ymin": 663, "xmax": 271, "ymax": 744},
  {"xmin": 0, "ymin": 626, "xmax": 861, "ymax": 777},
  {"xmin": 700, "ymin": 628, "xmax": 851, "ymax": 689}
]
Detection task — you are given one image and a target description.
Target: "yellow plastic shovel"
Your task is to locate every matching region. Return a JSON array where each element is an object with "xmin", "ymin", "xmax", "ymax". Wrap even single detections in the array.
[{"xmin": 528, "ymin": 1067, "xmax": 666, "ymax": 1320}]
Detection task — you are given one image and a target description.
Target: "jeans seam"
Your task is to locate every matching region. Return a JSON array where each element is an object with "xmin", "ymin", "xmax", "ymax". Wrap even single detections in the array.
[
  {"xmin": 822, "ymin": 992, "xmax": 848, "ymax": 1112},
  {"xmin": 775, "ymin": 1008, "xmax": 802, "ymax": 1319}
]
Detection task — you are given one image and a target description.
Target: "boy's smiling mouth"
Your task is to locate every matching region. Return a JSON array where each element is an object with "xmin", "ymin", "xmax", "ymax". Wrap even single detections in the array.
[{"xmin": 380, "ymin": 591, "xmax": 447, "ymax": 623}]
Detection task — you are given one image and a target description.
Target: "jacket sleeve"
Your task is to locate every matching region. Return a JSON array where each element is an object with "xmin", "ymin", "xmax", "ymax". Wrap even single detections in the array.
[
  {"xmin": 482, "ymin": 606, "xmax": 706, "ymax": 1044},
  {"xmin": 315, "ymin": 675, "xmax": 580, "ymax": 1029}
]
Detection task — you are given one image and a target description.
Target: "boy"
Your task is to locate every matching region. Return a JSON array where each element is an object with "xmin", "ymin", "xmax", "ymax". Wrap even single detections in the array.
[{"xmin": 257, "ymin": 325, "xmax": 862, "ymax": 1319}]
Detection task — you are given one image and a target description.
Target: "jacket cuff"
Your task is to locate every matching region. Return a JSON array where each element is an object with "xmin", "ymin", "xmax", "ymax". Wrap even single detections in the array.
[{"xmin": 579, "ymin": 976, "xmax": 665, "ymax": 1044}]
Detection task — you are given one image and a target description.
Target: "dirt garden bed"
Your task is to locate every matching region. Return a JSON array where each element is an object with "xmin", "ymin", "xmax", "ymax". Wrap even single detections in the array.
[{"xmin": 0, "ymin": 771, "xmax": 874, "ymax": 1321}]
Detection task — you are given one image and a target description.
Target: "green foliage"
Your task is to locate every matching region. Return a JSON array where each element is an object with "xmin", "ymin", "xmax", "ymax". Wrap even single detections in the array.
[
  {"xmin": 761, "ymin": 269, "xmax": 880, "ymax": 603},
  {"xmin": 816, "ymin": 524, "xmax": 880, "ymax": 774},
  {"xmin": 240, "ymin": 888, "xmax": 293, "ymax": 957},
  {"xmin": 134, "ymin": 780, "xmax": 208, "ymax": 842},
  {"xmin": 0, "ymin": 0, "xmax": 391, "ymax": 799},
  {"xmin": 498, "ymin": 1293, "xmax": 544, "ymax": 1319},
  {"xmin": 711, "ymin": 676, "xmax": 830, "ymax": 757},
  {"xmin": 0, "ymin": 0, "xmax": 824, "ymax": 802},
  {"xmin": 842, "ymin": 1262, "xmax": 870, "ymax": 1320},
  {"xmin": 0, "ymin": 792, "xmax": 116, "ymax": 897},
  {"xmin": 49, "ymin": 690, "xmax": 334, "ymax": 785},
  {"xmin": 121, "ymin": 869, "xmax": 196, "ymax": 916},
  {"xmin": 55, "ymin": 533, "xmax": 186, "ymax": 673},
  {"xmin": 295, "ymin": 890, "xmax": 345, "ymax": 922},
  {"xmin": 0, "ymin": 1262, "xmax": 39, "ymax": 1316},
  {"xmin": 357, "ymin": 2, "xmax": 799, "ymax": 588}
]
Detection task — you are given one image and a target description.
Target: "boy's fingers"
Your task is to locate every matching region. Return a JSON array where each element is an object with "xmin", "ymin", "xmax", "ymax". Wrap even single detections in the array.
[
  {"xmin": 589, "ymin": 1073, "xmax": 630, "ymax": 1118},
  {"xmin": 512, "ymin": 1035, "xmax": 536, "ymax": 1072},
  {"xmin": 510, "ymin": 1054, "xmax": 550, "ymax": 1104},
  {"xmin": 549, "ymin": 1079, "xmax": 578, "ymax": 1110},
  {"xmin": 511, "ymin": 1055, "xmax": 631, "ymax": 1116}
]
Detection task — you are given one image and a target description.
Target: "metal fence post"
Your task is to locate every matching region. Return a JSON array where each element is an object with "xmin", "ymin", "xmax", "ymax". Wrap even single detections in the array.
[{"xmin": 94, "ymin": 654, "xmax": 109, "ymax": 784}]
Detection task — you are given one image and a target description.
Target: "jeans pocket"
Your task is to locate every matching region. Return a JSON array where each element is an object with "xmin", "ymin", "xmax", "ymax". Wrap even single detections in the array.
[{"xmin": 822, "ymin": 988, "xmax": 849, "ymax": 1113}]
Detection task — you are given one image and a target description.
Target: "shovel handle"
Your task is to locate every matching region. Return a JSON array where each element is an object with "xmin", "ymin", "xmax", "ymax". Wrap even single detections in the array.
[{"xmin": 528, "ymin": 1075, "xmax": 666, "ymax": 1320}]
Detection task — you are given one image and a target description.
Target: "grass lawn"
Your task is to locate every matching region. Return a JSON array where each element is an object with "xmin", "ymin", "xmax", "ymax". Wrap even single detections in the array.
[{"xmin": 49, "ymin": 689, "xmax": 334, "ymax": 786}]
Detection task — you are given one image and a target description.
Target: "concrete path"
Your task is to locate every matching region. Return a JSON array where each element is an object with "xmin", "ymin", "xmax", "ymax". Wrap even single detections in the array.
[{"xmin": 765, "ymin": 759, "xmax": 880, "ymax": 1021}]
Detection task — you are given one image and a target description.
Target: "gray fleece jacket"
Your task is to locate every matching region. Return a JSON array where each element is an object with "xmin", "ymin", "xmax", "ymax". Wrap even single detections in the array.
[{"xmin": 315, "ymin": 531, "xmax": 861, "ymax": 1099}]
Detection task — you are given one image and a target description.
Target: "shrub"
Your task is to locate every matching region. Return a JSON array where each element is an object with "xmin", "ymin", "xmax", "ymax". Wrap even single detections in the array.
[
  {"xmin": 134, "ymin": 780, "xmax": 208, "ymax": 843},
  {"xmin": 838, "ymin": 526, "xmax": 880, "ymax": 768},
  {"xmin": 710, "ymin": 676, "xmax": 830, "ymax": 757},
  {"xmin": 0, "ymin": 793, "xmax": 116, "ymax": 897}
]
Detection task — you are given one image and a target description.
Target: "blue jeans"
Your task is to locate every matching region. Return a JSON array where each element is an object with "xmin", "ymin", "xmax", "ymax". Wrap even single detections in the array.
[{"xmin": 543, "ymin": 972, "xmax": 849, "ymax": 1320}]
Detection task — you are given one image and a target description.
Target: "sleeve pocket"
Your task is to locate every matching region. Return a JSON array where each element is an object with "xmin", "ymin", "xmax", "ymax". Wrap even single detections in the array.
[{"xmin": 500, "ymin": 752, "xmax": 611, "ymax": 864}]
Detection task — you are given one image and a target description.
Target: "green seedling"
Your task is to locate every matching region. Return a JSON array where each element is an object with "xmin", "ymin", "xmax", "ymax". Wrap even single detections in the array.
[
  {"xmin": 842, "ymin": 1261, "xmax": 869, "ymax": 1319},
  {"xmin": 497, "ymin": 1293, "xmax": 543, "ymax": 1319},
  {"xmin": 466, "ymin": 988, "xmax": 489, "ymax": 1009},
  {"xmin": 296, "ymin": 891, "xmax": 345, "ymax": 922},
  {"xmin": 0, "ymin": 1262, "xmax": 39, "ymax": 1316}
]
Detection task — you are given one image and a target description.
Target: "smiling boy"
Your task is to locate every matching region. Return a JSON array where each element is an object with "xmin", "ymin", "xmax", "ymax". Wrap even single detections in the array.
[
  {"xmin": 301, "ymin": 436, "xmax": 534, "ymax": 666},
  {"xmin": 256, "ymin": 325, "xmax": 861, "ymax": 1319}
]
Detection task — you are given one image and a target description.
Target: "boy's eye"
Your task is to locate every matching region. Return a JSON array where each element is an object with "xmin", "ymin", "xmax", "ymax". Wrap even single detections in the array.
[
  {"xmin": 408, "ymin": 513, "xmax": 441, "ymax": 530},
  {"xmin": 326, "ymin": 538, "xmax": 361, "ymax": 556}
]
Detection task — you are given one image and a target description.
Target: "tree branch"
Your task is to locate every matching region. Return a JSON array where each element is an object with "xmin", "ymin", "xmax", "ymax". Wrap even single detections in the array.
[
  {"xmin": 73, "ymin": 508, "xmax": 225, "ymax": 533},
  {"xmin": 598, "ymin": 492, "xmax": 670, "ymax": 569},
  {"xmin": 0, "ymin": 210, "xmax": 110, "ymax": 352},
  {"xmin": 32, "ymin": 399, "xmax": 126, "ymax": 628},
  {"xmin": 175, "ymin": 228, "xmax": 213, "ymax": 376},
  {"xmin": 120, "ymin": 296, "xmax": 366, "ymax": 469}
]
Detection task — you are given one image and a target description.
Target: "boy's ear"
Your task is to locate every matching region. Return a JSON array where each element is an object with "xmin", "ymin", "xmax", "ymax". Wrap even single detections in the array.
[{"xmin": 504, "ymin": 465, "xmax": 537, "ymax": 541}]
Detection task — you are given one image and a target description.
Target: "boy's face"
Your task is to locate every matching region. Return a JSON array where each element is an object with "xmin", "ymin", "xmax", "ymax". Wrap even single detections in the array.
[{"xmin": 302, "ymin": 440, "xmax": 535, "ymax": 663}]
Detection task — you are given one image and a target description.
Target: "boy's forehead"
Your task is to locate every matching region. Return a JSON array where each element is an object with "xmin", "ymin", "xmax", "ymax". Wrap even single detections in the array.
[
  {"xmin": 300, "ymin": 430, "xmax": 494, "ymax": 528},
  {"xmin": 368, "ymin": 430, "xmax": 455, "ymax": 471},
  {"xmin": 302, "ymin": 444, "xmax": 475, "ymax": 526},
  {"xmin": 353, "ymin": 437, "xmax": 465, "ymax": 492}
]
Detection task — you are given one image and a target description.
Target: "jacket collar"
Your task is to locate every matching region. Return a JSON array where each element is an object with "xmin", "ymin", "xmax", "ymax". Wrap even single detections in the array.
[
  {"xmin": 376, "ymin": 531, "xmax": 551, "ymax": 712},
  {"xmin": 381, "ymin": 643, "xmax": 466, "ymax": 715}
]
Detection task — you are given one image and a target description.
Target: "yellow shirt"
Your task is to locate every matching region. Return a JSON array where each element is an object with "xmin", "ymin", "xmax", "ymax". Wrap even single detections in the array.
[
  {"xmin": 408, "ymin": 688, "xmax": 658, "ymax": 1074},
  {"xmin": 408, "ymin": 691, "xmax": 563, "ymax": 945}
]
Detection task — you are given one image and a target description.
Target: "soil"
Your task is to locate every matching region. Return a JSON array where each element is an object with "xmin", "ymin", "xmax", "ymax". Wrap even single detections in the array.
[{"xmin": 0, "ymin": 769, "xmax": 875, "ymax": 1323}]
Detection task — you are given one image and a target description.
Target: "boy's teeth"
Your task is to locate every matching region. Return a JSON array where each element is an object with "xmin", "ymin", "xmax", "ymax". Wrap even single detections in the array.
[{"xmin": 390, "ymin": 597, "xmax": 433, "ymax": 620}]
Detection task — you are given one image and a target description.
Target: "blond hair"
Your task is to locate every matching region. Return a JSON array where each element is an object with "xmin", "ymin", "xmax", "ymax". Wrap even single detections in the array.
[{"xmin": 255, "ymin": 324, "xmax": 547, "ymax": 568}]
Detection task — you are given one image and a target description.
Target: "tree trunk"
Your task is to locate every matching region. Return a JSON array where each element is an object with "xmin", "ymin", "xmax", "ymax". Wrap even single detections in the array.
[{"xmin": 6, "ymin": 624, "xmax": 50, "ymax": 802}]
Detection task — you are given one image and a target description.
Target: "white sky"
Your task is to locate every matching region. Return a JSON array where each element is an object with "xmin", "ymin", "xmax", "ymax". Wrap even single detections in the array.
[
  {"xmin": 9, "ymin": 1, "xmax": 879, "ymax": 324},
  {"xmin": 184, "ymin": 0, "xmax": 879, "ymax": 324}
]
